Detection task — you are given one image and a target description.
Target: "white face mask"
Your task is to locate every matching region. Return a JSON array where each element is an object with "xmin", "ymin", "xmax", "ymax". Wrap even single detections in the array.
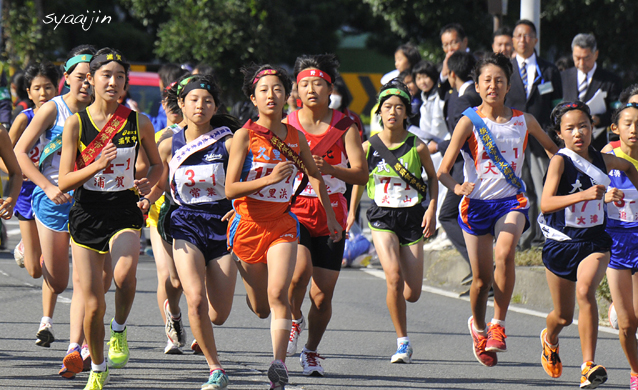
[{"xmin": 329, "ymin": 94, "xmax": 342, "ymax": 110}]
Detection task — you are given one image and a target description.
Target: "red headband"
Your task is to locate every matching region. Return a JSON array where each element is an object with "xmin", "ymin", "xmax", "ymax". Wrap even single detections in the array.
[
  {"xmin": 165, "ymin": 81, "xmax": 177, "ymax": 92},
  {"xmin": 253, "ymin": 69, "xmax": 278, "ymax": 84},
  {"xmin": 296, "ymin": 69, "xmax": 332, "ymax": 85}
]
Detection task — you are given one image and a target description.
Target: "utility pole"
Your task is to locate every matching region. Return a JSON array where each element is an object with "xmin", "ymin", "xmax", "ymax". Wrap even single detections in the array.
[{"xmin": 521, "ymin": 0, "xmax": 541, "ymax": 53}]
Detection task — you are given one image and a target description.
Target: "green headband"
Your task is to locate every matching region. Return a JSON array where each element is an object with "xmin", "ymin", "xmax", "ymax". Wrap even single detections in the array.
[
  {"xmin": 176, "ymin": 76, "xmax": 195, "ymax": 95},
  {"xmin": 64, "ymin": 54, "xmax": 93, "ymax": 72},
  {"xmin": 378, "ymin": 88, "xmax": 410, "ymax": 104}
]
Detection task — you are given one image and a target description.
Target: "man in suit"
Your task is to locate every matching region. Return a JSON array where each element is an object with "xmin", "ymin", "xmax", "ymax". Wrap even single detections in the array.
[
  {"xmin": 492, "ymin": 26, "xmax": 514, "ymax": 59},
  {"xmin": 504, "ymin": 19, "xmax": 563, "ymax": 250},
  {"xmin": 561, "ymin": 33, "xmax": 622, "ymax": 151},
  {"xmin": 433, "ymin": 51, "xmax": 481, "ymax": 283}
]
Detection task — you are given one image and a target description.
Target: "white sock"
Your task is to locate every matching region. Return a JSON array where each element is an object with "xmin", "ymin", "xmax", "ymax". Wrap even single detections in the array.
[
  {"xmin": 302, "ymin": 346, "xmax": 316, "ymax": 354},
  {"xmin": 491, "ymin": 319, "xmax": 505, "ymax": 328},
  {"xmin": 67, "ymin": 343, "xmax": 80, "ymax": 352},
  {"xmin": 111, "ymin": 319, "xmax": 126, "ymax": 332},
  {"xmin": 92, "ymin": 360, "xmax": 107, "ymax": 372},
  {"xmin": 397, "ymin": 337, "xmax": 410, "ymax": 348},
  {"xmin": 473, "ymin": 323, "xmax": 487, "ymax": 336},
  {"xmin": 293, "ymin": 316, "xmax": 303, "ymax": 324},
  {"xmin": 41, "ymin": 316, "xmax": 52, "ymax": 325}
]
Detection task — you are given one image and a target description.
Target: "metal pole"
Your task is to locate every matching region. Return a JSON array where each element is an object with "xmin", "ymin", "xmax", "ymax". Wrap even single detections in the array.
[{"xmin": 520, "ymin": 0, "xmax": 541, "ymax": 53}]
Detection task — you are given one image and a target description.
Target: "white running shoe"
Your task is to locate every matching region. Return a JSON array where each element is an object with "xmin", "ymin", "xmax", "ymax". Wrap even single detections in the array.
[
  {"xmin": 268, "ymin": 360, "xmax": 288, "ymax": 390},
  {"xmin": 164, "ymin": 299, "xmax": 186, "ymax": 347},
  {"xmin": 14, "ymin": 240, "xmax": 24, "ymax": 268},
  {"xmin": 608, "ymin": 302, "xmax": 618, "ymax": 330},
  {"xmin": 286, "ymin": 315, "xmax": 305, "ymax": 357},
  {"xmin": 164, "ymin": 339, "xmax": 183, "ymax": 355},
  {"xmin": 390, "ymin": 341, "xmax": 413, "ymax": 363},
  {"xmin": 36, "ymin": 322, "xmax": 55, "ymax": 347},
  {"xmin": 300, "ymin": 348, "xmax": 325, "ymax": 376}
]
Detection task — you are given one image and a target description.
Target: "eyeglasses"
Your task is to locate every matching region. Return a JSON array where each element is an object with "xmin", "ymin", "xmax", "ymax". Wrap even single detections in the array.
[
  {"xmin": 442, "ymin": 39, "xmax": 461, "ymax": 50},
  {"xmin": 513, "ymin": 34, "xmax": 536, "ymax": 40}
]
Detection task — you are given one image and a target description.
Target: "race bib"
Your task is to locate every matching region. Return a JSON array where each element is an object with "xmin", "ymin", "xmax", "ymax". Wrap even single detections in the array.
[
  {"xmin": 175, "ymin": 163, "xmax": 226, "ymax": 204},
  {"xmin": 608, "ymin": 188, "xmax": 638, "ymax": 222},
  {"xmin": 247, "ymin": 161, "xmax": 297, "ymax": 202},
  {"xmin": 477, "ymin": 138, "xmax": 523, "ymax": 180},
  {"xmin": 565, "ymin": 199, "xmax": 604, "ymax": 228},
  {"xmin": 28, "ymin": 144, "xmax": 42, "ymax": 165},
  {"xmin": 373, "ymin": 174, "xmax": 419, "ymax": 208},
  {"xmin": 83, "ymin": 146, "xmax": 136, "ymax": 192}
]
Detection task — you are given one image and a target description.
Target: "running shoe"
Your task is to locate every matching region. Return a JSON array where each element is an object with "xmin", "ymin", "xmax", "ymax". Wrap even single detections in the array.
[
  {"xmin": 35, "ymin": 321, "xmax": 55, "ymax": 347},
  {"xmin": 390, "ymin": 341, "xmax": 413, "ymax": 364},
  {"xmin": 631, "ymin": 374, "xmax": 638, "ymax": 390},
  {"xmin": 165, "ymin": 339, "xmax": 183, "ymax": 355},
  {"xmin": 300, "ymin": 348, "xmax": 325, "ymax": 376},
  {"xmin": 286, "ymin": 316, "xmax": 305, "ymax": 357},
  {"xmin": 82, "ymin": 344, "xmax": 91, "ymax": 372},
  {"xmin": 164, "ymin": 299, "xmax": 186, "ymax": 347},
  {"xmin": 580, "ymin": 362, "xmax": 608, "ymax": 389},
  {"xmin": 202, "ymin": 368, "xmax": 229, "ymax": 390},
  {"xmin": 268, "ymin": 360, "xmax": 289, "ymax": 390},
  {"xmin": 468, "ymin": 316, "xmax": 497, "ymax": 367},
  {"xmin": 84, "ymin": 367, "xmax": 109, "ymax": 390},
  {"xmin": 59, "ymin": 345, "xmax": 83, "ymax": 379},
  {"xmin": 107, "ymin": 320, "xmax": 129, "ymax": 368},
  {"xmin": 14, "ymin": 240, "xmax": 24, "ymax": 268},
  {"xmin": 486, "ymin": 323, "xmax": 507, "ymax": 352},
  {"xmin": 540, "ymin": 328, "xmax": 562, "ymax": 378},
  {"xmin": 609, "ymin": 302, "xmax": 618, "ymax": 330},
  {"xmin": 192, "ymin": 339, "xmax": 203, "ymax": 355}
]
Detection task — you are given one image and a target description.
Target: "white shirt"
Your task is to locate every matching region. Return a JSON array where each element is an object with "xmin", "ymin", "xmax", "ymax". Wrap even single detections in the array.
[
  {"xmin": 577, "ymin": 62, "xmax": 597, "ymax": 93},
  {"xmin": 516, "ymin": 52, "xmax": 538, "ymax": 97},
  {"xmin": 458, "ymin": 80, "xmax": 475, "ymax": 97}
]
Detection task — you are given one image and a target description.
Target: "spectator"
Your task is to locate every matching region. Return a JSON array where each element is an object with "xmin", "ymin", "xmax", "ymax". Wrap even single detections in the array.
[
  {"xmin": 397, "ymin": 70, "xmax": 422, "ymax": 127},
  {"xmin": 555, "ymin": 56, "xmax": 573, "ymax": 72},
  {"xmin": 504, "ymin": 19, "xmax": 563, "ymax": 250},
  {"xmin": 561, "ymin": 33, "xmax": 622, "ymax": 151},
  {"xmin": 492, "ymin": 26, "xmax": 514, "ymax": 59},
  {"xmin": 380, "ymin": 43, "xmax": 422, "ymax": 85},
  {"xmin": 10, "ymin": 70, "xmax": 33, "ymax": 124},
  {"xmin": 150, "ymin": 63, "xmax": 190, "ymax": 132},
  {"xmin": 438, "ymin": 23, "xmax": 469, "ymax": 98}
]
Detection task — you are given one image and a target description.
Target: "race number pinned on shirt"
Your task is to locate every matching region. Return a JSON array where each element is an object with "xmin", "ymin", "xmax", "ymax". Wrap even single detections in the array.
[
  {"xmin": 175, "ymin": 163, "xmax": 226, "ymax": 204},
  {"xmin": 608, "ymin": 187, "xmax": 638, "ymax": 222},
  {"xmin": 564, "ymin": 198, "xmax": 604, "ymax": 228},
  {"xmin": 83, "ymin": 146, "xmax": 136, "ymax": 192},
  {"xmin": 373, "ymin": 174, "xmax": 419, "ymax": 208}
]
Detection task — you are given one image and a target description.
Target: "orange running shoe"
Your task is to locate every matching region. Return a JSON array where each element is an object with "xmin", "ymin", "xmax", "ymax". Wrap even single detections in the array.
[
  {"xmin": 486, "ymin": 323, "xmax": 507, "ymax": 352},
  {"xmin": 540, "ymin": 328, "xmax": 562, "ymax": 378},
  {"xmin": 59, "ymin": 345, "xmax": 83, "ymax": 379},
  {"xmin": 468, "ymin": 317, "xmax": 497, "ymax": 367},
  {"xmin": 580, "ymin": 362, "xmax": 607, "ymax": 389}
]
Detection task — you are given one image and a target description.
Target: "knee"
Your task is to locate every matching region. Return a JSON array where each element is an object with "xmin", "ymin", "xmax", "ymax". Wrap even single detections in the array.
[
  {"xmin": 494, "ymin": 246, "xmax": 514, "ymax": 265},
  {"xmin": 290, "ymin": 275, "xmax": 310, "ymax": 292},
  {"xmin": 617, "ymin": 313, "xmax": 638, "ymax": 333},
  {"xmin": 267, "ymin": 286, "xmax": 288, "ymax": 305},
  {"xmin": 555, "ymin": 315, "xmax": 573, "ymax": 327},
  {"xmin": 311, "ymin": 291, "xmax": 332, "ymax": 312},
  {"xmin": 385, "ymin": 272, "xmax": 404, "ymax": 292},
  {"xmin": 405, "ymin": 289, "xmax": 421, "ymax": 303},
  {"xmin": 168, "ymin": 274, "xmax": 182, "ymax": 290},
  {"xmin": 48, "ymin": 279, "xmax": 69, "ymax": 295},
  {"xmin": 85, "ymin": 296, "xmax": 106, "ymax": 318},
  {"xmin": 185, "ymin": 294, "xmax": 207, "ymax": 316},
  {"xmin": 246, "ymin": 295, "xmax": 270, "ymax": 319},
  {"xmin": 211, "ymin": 312, "xmax": 229, "ymax": 326},
  {"xmin": 472, "ymin": 276, "xmax": 492, "ymax": 293},
  {"xmin": 575, "ymin": 285, "xmax": 595, "ymax": 304}
]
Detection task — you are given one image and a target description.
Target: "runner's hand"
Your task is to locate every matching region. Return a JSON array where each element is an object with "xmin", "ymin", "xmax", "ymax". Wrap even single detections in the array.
[
  {"xmin": 137, "ymin": 197, "xmax": 150, "ymax": 213},
  {"xmin": 43, "ymin": 185, "xmax": 73, "ymax": 205},
  {"xmin": 422, "ymin": 207, "xmax": 436, "ymax": 238},
  {"xmin": 268, "ymin": 161, "xmax": 295, "ymax": 184},
  {"xmin": 454, "ymin": 182, "xmax": 475, "ymax": 196},
  {"xmin": 327, "ymin": 217, "xmax": 342, "ymax": 243},
  {"xmin": 134, "ymin": 178, "xmax": 152, "ymax": 196},
  {"xmin": 313, "ymin": 155, "xmax": 334, "ymax": 175},
  {"xmin": 0, "ymin": 197, "xmax": 15, "ymax": 220},
  {"xmin": 345, "ymin": 212, "xmax": 356, "ymax": 239},
  {"xmin": 604, "ymin": 187, "xmax": 623, "ymax": 203},
  {"xmin": 221, "ymin": 209, "xmax": 235, "ymax": 222},
  {"xmin": 582, "ymin": 184, "xmax": 606, "ymax": 201},
  {"xmin": 97, "ymin": 141, "xmax": 117, "ymax": 170}
]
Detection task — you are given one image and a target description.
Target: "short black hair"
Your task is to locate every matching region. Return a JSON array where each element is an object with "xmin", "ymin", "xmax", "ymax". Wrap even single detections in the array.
[
  {"xmin": 473, "ymin": 52, "xmax": 513, "ymax": 85},
  {"xmin": 241, "ymin": 63, "xmax": 291, "ymax": 99},
  {"xmin": 375, "ymin": 79, "xmax": 412, "ymax": 128},
  {"xmin": 620, "ymin": 84, "xmax": 638, "ymax": 105},
  {"xmin": 89, "ymin": 47, "xmax": 130, "ymax": 87},
  {"xmin": 440, "ymin": 23, "xmax": 466, "ymax": 40},
  {"xmin": 293, "ymin": 54, "xmax": 339, "ymax": 86},
  {"xmin": 10, "ymin": 70, "xmax": 28, "ymax": 101},
  {"xmin": 162, "ymin": 79, "xmax": 181, "ymax": 118},
  {"xmin": 514, "ymin": 19, "xmax": 537, "ymax": 35},
  {"xmin": 448, "ymin": 51, "xmax": 475, "ymax": 83},
  {"xmin": 412, "ymin": 60, "xmax": 439, "ymax": 83},
  {"xmin": 158, "ymin": 63, "xmax": 190, "ymax": 89},
  {"xmin": 193, "ymin": 63, "xmax": 215, "ymax": 77},
  {"xmin": 396, "ymin": 43, "xmax": 422, "ymax": 68},
  {"xmin": 65, "ymin": 44, "xmax": 97, "ymax": 75},
  {"xmin": 493, "ymin": 26, "xmax": 512, "ymax": 39},
  {"xmin": 24, "ymin": 61, "xmax": 60, "ymax": 91},
  {"xmin": 550, "ymin": 101, "xmax": 593, "ymax": 134}
]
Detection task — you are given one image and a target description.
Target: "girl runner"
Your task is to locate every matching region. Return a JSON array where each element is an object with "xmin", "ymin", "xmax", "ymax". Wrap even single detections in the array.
[
  {"xmin": 605, "ymin": 103, "xmax": 638, "ymax": 390},
  {"xmin": 155, "ymin": 74, "xmax": 239, "ymax": 389},
  {"xmin": 58, "ymin": 47, "xmax": 162, "ymax": 390},
  {"xmin": 6, "ymin": 61, "xmax": 58, "ymax": 270},
  {"xmin": 14, "ymin": 45, "xmax": 95, "ymax": 349},
  {"xmin": 0, "ymin": 126, "xmax": 22, "ymax": 231},
  {"xmin": 348, "ymin": 79, "xmax": 438, "ymax": 364},
  {"xmin": 437, "ymin": 53, "xmax": 558, "ymax": 367},
  {"xmin": 285, "ymin": 54, "xmax": 368, "ymax": 376},
  {"xmin": 538, "ymin": 101, "xmax": 638, "ymax": 388},
  {"xmin": 225, "ymin": 64, "xmax": 341, "ymax": 390}
]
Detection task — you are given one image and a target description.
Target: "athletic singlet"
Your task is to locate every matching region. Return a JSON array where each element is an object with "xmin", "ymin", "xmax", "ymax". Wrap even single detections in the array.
[
  {"xmin": 607, "ymin": 147, "xmax": 638, "ymax": 229},
  {"xmin": 74, "ymin": 107, "xmax": 140, "ymax": 205},
  {"xmin": 287, "ymin": 110, "xmax": 348, "ymax": 196},
  {"xmin": 366, "ymin": 133, "xmax": 423, "ymax": 208},
  {"xmin": 20, "ymin": 108, "xmax": 42, "ymax": 168},
  {"xmin": 542, "ymin": 148, "xmax": 607, "ymax": 240},
  {"xmin": 233, "ymin": 124, "xmax": 300, "ymax": 221},
  {"xmin": 171, "ymin": 127, "xmax": 230, "ymax": 209},
  {"xmin": 40, "ymin": 96, "xmax": 73, "ymax": 185},
  {"xmin": 460, "ymin": 109, "xmax": 528, "ymax": 200}
]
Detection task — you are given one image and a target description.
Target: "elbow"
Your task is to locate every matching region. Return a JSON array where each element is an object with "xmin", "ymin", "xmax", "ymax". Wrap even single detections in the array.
[
  {"xmin": 355, "ymin": 171, "xmax": 368, "ymax": 185},
  {"xmin": 58, "ymin": 182, "xmax": 71, "ymax": 194},
  {"xmin": 224, "ymin": 187, "xmax": 238, "ymax": 200}
]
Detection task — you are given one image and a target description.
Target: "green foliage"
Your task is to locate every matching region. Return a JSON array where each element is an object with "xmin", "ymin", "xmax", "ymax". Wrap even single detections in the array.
[{"xmin": 3, "ymin": 0, "xmax": 48, "ymax": 67}]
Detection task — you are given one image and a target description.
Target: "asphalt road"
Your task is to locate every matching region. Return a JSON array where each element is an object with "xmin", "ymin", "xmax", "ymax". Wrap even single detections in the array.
[{"xmin": 0, "ymin": 217, "xmax": 632, "ymax": 390}]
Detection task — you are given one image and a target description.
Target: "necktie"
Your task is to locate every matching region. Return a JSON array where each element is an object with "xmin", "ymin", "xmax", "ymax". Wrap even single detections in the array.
[
  {"xmin": 578, "ymin": 76, "xmax": 588, "ymax": 101},
  {"xmin": 520, "ymin": 61, "xmax": 528, "ymax": 97}
]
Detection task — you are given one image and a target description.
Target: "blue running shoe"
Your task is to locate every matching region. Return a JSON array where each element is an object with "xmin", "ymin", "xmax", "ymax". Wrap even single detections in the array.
[
  {"xmin": 202, "ymin": 368, "xmax": 229, "ymax": 390},
  {"xmin": 390, "ymin": 341, "xmax": 413, "ymax": 363}
]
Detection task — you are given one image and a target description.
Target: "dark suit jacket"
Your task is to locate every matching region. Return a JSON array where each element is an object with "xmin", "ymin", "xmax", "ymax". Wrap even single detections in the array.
[
  {"xmin": 505, "ymin": 54, "xmax": 563, "ymax": 155},
  {"xmin": 439, "ymin": 82, "xmax": 482, "ymax": 155},
  {"xmin": 561, "ymin": 66, "xmax": 622, "ymax": 149}
]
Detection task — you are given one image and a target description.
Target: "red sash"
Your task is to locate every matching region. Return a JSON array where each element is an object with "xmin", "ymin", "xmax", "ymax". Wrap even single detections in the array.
[
  {"xmin": 75, "ymin": 105, "xmax": 132, "ymax": 170},
  {"xmin": 243, "ymin": 119, "xmax": 309, "ymax": 205},
  {"xmin": 309, "ymin": 116, "xmax": 353, "ymax": 157}
]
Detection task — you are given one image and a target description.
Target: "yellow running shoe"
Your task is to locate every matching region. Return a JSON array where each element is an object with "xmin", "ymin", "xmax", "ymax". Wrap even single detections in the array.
[
  {"xmin": 84, "ymin": 367, "xmax": 109, "ymax": 390},
  {"xmin": 107, "ymin": 320, "xmax": 129, "ymax": 368}
]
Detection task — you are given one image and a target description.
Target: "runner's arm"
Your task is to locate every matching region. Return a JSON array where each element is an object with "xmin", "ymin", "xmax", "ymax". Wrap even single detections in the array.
[
  {"xmin": 540, "ymin": 155, "xmax": 604, "ymax": 213},
  {"xmin": 316, "ymin": 124, "xmax": 368, "ymax": 185},
  {"xmin": 525, "ymin": 113, "xmax": 558, "ymax": 158},
  {"xmin": 346, "ymin": 141, "xmax": 369, "ymax": 233},
  {"xmin": 0, "ymin": 127, "xmax": 22, "ymax": 218},
  {"xmin": 604, "ymin": 153, "xmax": 638, "ymax": 191},
  {"xmin": 437, "ymin": 116, "xmax": 474, "ymax": 195},
  {"xmin": 134, "ymin": 115, "xmax": 163, "ymax": 195},
  {"xmin": 416, "ymin": 138, "xmax": 438, "ymax": 237},
  {"xmin": 145, "ymin": 137, "xmax": 172, "ymax": 204}
]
